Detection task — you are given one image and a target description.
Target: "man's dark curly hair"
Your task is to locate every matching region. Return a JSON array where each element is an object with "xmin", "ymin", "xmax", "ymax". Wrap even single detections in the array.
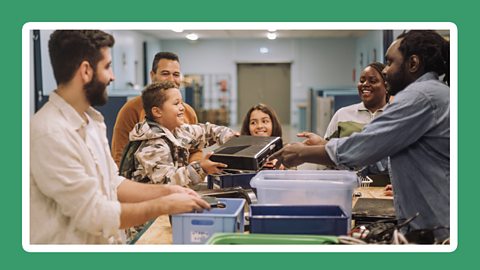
[{"xmin": 397, "ymin": 30, "xmax": 450, "ymax": 85}]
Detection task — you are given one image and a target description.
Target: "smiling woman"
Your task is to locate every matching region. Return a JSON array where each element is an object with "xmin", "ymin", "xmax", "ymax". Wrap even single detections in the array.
[
  {"xmin": 321, "ymin": 62, "xmax": 391, "ymax": 187},
  {"xmin": 324, "ymin": 62, "xmax": 388, "ymax": 140},
  {"xmin": 357, "ymin": 62, "xmax": 388, "ymax": 113}
]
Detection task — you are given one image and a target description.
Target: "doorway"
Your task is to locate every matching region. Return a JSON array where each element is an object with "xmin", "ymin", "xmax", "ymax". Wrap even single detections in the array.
[{"xmin": 237, "ymin": 63, "xmax": 291, "ymax": 125}]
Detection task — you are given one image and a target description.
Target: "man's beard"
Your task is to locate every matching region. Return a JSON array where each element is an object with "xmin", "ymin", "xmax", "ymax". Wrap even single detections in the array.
[
  {"xmin": 84, "ymin": 73, "xmax": 108, "ymax": 107},
  {"xmin": 385, "ymin": 63, "xmax": 410, "ymax": 96}
]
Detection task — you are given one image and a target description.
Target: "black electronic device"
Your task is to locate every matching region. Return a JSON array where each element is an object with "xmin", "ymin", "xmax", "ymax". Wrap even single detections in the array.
[
  {"xmin": 352, "ymin": 198, "xmax": 396, "ymax": 225},
  {"xmin": 210, "ymin": 135, "xmax": 283, "ymax": 171},
  {"xmin": 201, "ymin": 196, "xmax": 226, "ymax": 208},
  {"xmin": 199, "ymin": 187, "xmax": 258, "ymax": 205}
]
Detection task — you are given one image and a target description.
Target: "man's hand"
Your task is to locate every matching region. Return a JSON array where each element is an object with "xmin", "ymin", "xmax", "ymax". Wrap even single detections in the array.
[
  {"xmin": 269, "ymin": 142, "xmax": 308, "ymax": 168},
  {"xmin": 119, "ymin": 188, "xmax": 210, "ymax": 228},
  {"xmin": 161, "ymin": 193, "xmax": 211, "ymax": 215},
  {"xmin": 200, "ymin": 152, "xmax": 228, "ymax": 174},
  {"xmin": 166, "ymin": 185, "xmax": 201, "ymax": 198},
  {"xmin": 384, "ymin": 184, "xmax": 393, "ymax": 196},
  {"xmin": 297, "ymin": 132, "xmax": 327, "ymax": 146}
]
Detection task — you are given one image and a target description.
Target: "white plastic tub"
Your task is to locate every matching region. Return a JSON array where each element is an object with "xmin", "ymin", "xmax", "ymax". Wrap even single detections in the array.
[{"xmin": 250, "ymin": 170, "xmax": 358, "ymax": 223}]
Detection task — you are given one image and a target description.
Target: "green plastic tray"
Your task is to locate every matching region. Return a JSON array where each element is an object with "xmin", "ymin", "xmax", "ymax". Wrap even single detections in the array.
[{"xmin": 206, "ymin": 233, "xmax": 339, "ymax": 245}]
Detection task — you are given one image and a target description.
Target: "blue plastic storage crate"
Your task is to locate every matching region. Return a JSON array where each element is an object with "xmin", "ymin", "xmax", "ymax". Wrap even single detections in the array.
[
  {"xmin": 249, "ymin": 205, "xmax": 348, "ymax": 236},
  {"xmin": 207, "ymin": 170, "xmax": 257, "ymax": 189},
  {"xmin": 172, "ymin": 198, "xmax": 246, "ymax": 244}
]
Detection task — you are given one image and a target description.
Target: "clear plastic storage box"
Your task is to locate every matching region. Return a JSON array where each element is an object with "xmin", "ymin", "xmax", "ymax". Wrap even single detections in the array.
[
  {"xmin": 250, "ymin": 170, "xmax": 358, "ymax": 222},
  {"xmin": 172, "ymin": 198, "xmax": 245, "ymax": 244}
]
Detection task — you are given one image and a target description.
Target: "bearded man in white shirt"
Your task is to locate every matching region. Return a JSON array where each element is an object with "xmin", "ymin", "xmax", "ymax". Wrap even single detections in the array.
[{"xmin": 30, "ymin": 30, "xmax": 210, "ymax": 244}]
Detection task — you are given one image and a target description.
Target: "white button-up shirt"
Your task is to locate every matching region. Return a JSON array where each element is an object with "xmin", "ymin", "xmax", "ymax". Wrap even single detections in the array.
[{"xmin": 30, "ymin": 92, "xmax": 125, "ymax": 244}]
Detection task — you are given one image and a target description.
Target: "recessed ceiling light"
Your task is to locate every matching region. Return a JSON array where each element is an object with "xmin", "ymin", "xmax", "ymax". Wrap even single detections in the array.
[
  {"xmin": 172, "ymin": 28, "xmax": 184, "ymax": 33},
  {"xmin": 260, "ymin": 47, "xmax": 269, "ymax": 54},
  {"xmin": 267, "ymin": 32, "xmax": 277, "ymax": 40},
  {"xmin": 186, "ymin": 33, "xmax": 198, "ymax": 41}
]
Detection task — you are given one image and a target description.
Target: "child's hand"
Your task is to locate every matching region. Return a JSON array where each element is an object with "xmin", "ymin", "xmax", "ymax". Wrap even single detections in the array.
[
  {"xmin": 200, "ymin": 152, "xmax": 228, "ymax": 174},
  {"xmin": 225, "ymin": 131, "xmax": 241, "ymax": 142}
]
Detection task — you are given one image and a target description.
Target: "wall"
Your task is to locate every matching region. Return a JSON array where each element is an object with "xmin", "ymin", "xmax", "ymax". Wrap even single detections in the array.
[
  {"xmin": 161, "ymin": 37, "xmax": 357, "ymax": 126},
  {"xmin": 354, "ymin": 30, "xmax": 384, "ymax": 82},
  {"xmin": 39, "ymin": 30, "xmax": 55, "ymax": 96},
  {"xmin": 36, "ymin": 30, "xmax": 161, "ymax": 99},
  {"xmin": 109, "ymin": 30, "xmax": 161, "ymax": 95},
  {"xmin": 33, "ymin": 30, "xmax": 385, "ymax": 128}
]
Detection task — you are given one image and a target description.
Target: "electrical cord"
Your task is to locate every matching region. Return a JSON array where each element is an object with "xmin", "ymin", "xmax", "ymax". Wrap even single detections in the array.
[
  {"xmin": 350, "ymin": 213, "xmax": 451, "ymax": 244},
  {"xmin": 338, "ymin": 235, "xmax": 367, "ymax": 245},
  {"xmin": 349, "ymin": 213, "xmax": 419, "ymax": 244},
  {"xmin": 392, "ymin": 229, "xmax": 409, "ymax": 244}
]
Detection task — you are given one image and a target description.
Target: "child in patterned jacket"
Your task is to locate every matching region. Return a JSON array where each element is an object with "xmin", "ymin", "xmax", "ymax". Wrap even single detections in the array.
[{"xmin": 126, "ymin": 80, "xmax": 237, "ymax": 187}]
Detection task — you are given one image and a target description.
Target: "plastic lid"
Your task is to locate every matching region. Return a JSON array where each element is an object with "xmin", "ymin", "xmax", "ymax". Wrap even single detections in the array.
[{"xmin": 250, "ymin": 170, "xmax": 357, "ymax": 189}]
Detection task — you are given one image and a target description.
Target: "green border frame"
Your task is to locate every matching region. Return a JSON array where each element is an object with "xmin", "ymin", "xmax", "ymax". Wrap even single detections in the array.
[{"xmin": 7, "ymin": 0, "xmax": 474, "ymax": 269}]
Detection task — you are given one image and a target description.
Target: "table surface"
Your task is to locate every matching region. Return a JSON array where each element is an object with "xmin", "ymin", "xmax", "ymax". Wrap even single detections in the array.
[{"xmin": 135, "ymin": 186, "xmax": 392, "ymax": 244}]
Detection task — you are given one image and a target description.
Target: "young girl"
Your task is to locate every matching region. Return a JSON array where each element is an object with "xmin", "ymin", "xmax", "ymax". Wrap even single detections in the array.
[
  {"xmin": 240, "ymin": 103, "xmax": 282, "ymax": 137},
  {"xmin": 240, "ymin": 103, "xmax": 283, "ymax": 169},
  {"xmin": 128, "ymin": 81, "xmax": 237, "ymax": 187}
]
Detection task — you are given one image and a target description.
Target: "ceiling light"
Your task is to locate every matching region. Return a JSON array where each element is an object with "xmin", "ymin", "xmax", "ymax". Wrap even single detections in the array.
[
  {"xmin": 172, "ymin": 28, "xmax": 184, "ymax": 33},
  {"xmin": 186, "ymin": 33, "xmax": 198, "ymax": 41},
  {"xmin": 260, "ymin": 47, "xmax": 269, "ymax": 54},
  {"xmin": 267, "ymin": 32, "xmax": 277, "ymax": 40}
]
